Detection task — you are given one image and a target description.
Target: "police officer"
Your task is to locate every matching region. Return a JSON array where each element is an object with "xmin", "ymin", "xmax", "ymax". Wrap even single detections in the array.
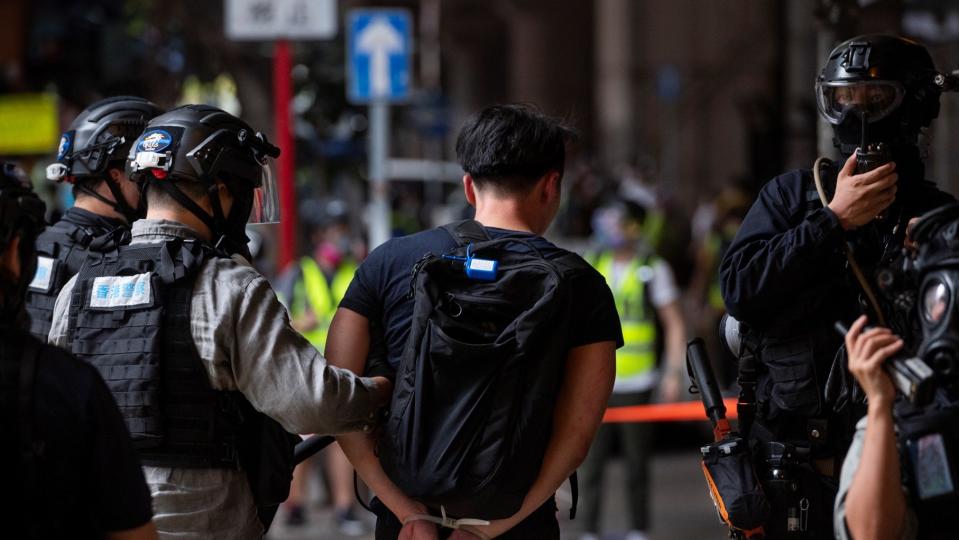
[
  {"xmin": 47, "ymin": 105, "xmax": 392, "ymax": 539},
  {"xmin": 720, "ymin": 35, "xmax": 955, "ymax": 538},
  {"xmin": 0, "ymin": 162, "xmax": 157, "ymax": 539},
  {"xmin": 836, "ymin": 205, "xmax": 959, "ymax": 540},
  {"xmin": 26, "ymin": 96, "xmax": 161, "ymax": 342}
]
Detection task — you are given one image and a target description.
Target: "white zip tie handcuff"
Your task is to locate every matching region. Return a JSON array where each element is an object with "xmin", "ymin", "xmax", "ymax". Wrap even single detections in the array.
[{"xmin": 403, "ymin": 505, "xmax": 491, "ymax": 538}]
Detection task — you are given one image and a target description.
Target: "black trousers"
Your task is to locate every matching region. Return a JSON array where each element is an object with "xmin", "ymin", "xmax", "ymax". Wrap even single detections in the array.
[
  {"xmin": 369, "ymin": 497, "xmax": 559, "ymax": 539},
  {"xmin": 577, "ymin": 390, "xmax": 654, "ymax": 533}
]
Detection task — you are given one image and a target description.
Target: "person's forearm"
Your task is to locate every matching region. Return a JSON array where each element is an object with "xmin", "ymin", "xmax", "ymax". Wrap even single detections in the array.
[
  {"xmin": 845, "ymin": 401, "xmax": 906, "ymax": 540},
  {"xmin": 336, "ymin": 432, "xmax": 423, "ymax": 521}
]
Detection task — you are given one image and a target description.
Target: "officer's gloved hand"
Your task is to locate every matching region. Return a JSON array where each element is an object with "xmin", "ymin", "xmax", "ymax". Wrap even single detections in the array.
[{"xmin": 828, "ymin": 153, "xmax": 898, "ymax": 230}]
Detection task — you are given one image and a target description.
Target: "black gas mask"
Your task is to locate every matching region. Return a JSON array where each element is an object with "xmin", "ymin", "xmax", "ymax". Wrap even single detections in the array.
[
  {"xmin": 911, "ymin": 207, "xmax": 959, "ymax": 382},
  {"xmin": 871, "ymin": 205, "xmax": 959, "ymax": 400}
]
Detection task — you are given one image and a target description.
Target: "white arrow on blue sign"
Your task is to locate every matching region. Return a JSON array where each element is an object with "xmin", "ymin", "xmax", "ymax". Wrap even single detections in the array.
[{"xmin": 347, "ymin": 9, "xmax": 412, "ymax": 103}]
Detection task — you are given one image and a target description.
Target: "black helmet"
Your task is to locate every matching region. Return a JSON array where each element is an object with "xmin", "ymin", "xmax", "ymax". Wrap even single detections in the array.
[
  {"xmin": 0, "ymin": 162, "xmax": 46, "ymax": 322},
  {"xmin": 816, "ymin": 34, "xmax": 945, "ymax": 157},
  {"xmin": 46, "ymin": 96, "xmax": 162, "ymax": 222},
  {"xmin": 127, "ymin": 104, "xmax": 280, "ymax": 256}
]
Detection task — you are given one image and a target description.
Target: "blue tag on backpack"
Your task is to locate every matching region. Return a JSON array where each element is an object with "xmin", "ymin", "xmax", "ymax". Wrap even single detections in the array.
[{"xmin": 465, "ymin": 257, "xmax": 498, "ymax": 281}]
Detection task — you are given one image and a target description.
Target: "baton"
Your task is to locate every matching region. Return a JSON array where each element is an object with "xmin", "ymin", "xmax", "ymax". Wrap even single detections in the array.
[
  {"xmin": 294, "ymin": 435, "xmax": 335, "ymax": 465},
  {"xmin": 687, "ymin": 338, "xmax": 732, "ymax": 441}
]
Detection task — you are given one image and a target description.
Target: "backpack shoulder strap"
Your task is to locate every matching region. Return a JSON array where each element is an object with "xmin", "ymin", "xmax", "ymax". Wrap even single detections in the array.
[{"xmin": 441, "ymin": 219, "xmax": 490, "ymax": 246}]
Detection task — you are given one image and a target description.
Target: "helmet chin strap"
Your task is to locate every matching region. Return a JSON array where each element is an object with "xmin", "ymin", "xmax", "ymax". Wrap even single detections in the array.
[
  {"xmin": 76, "ymin": 173, "xmax": 141, "ymax": 223},
  {"xmin": 151, "ymin": 179, "xmax": 250, "ymax": 258}
]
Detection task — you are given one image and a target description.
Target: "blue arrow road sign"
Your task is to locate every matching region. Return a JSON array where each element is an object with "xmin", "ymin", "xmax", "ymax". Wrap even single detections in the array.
[{"xmin": 347, "ymin": 9, "xmax": 412, "ymax": 103}]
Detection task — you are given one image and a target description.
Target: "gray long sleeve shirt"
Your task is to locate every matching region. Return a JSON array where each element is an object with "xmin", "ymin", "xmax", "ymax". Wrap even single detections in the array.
[{"xmin": 49, "ymin": 219, "xmax": 383, "ymax": 539}]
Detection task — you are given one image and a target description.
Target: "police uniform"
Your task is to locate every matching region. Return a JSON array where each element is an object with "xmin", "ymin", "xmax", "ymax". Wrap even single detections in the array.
[
  {"xmin": 720, "ymin": 162, "xmax": 953, "ymax": 537},
  {"xmin": 24, "ymin": 207, "xmax": 128, "ymax": 341},
  {"xmin": 27, "ymin": 96, "xmax": 161, "ymax": 342},
  {"xmin": 49, "ymin": 219, "xmax": 384, "ymax": 539}
]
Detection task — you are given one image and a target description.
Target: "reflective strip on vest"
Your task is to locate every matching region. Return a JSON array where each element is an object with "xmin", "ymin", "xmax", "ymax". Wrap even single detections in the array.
[
  {"xmin": 595, "ymin": 252, "xmax": 657, "ymax": 380},
  {"xmin": 296, "ymin": 257, "xmax": 357, "ymax": 349}
]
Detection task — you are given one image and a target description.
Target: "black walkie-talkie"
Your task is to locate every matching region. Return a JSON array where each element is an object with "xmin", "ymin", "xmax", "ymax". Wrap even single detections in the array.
[
  {"xmin": 855, "ymin": 111, "xmax": 893, "ymax": 220},
  {"xmin": 855, "ymin": 110, "xmax": 892, "ymax": 174}
]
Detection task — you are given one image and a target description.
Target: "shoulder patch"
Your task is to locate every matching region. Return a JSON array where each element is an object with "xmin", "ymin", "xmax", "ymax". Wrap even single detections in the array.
[
  {"xmin": 89, "ymin": 273, "xmax": 153, "ymax": 308},
  {"xmin": 28, "ymin": 256, "xmax": 56, "ymax": 292}
]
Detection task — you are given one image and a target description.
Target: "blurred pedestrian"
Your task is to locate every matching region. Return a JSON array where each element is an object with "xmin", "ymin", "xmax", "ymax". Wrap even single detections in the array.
[
  {"xmin": 0, "ymin": 162, "xmax": 157, "ymax": 539},
  {"xmin": 25, "ymin": 96, "xmax": 161, "ymax": 342},
  {"xmin": 578, "ymin": 200, "xmax": 687, "ymax": 540},
  {"xmin": 48, "ymin": 105, "xmax": 392, "ymax": 539},
  {"xmin": 277, "ymin": 200, "xmax": 367, "ymax": 535}
]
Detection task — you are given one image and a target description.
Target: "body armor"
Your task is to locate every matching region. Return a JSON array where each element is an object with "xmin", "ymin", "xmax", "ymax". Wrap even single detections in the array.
[
  {"xmin": 25, "ymin": 213, "xmax": 128, "ymax": 342},
  {"xmin": 67, "ymin": 238, "xmax": 243, "ymax": 468}
]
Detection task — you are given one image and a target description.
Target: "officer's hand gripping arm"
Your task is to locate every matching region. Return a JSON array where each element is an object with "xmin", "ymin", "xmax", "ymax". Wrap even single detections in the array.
[{"xmin": 325, "ymin": 307, "xmax": 432, "ymax": 527}]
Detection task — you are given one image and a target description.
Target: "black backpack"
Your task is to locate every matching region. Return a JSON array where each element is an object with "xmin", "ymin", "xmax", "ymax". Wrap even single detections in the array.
[{"xmin": 379, "ymin": 220, "xmax": 590, "ymax": 520}]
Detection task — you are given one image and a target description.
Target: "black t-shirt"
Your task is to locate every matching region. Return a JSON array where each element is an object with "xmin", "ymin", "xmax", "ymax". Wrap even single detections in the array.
[
  {"xmin": 0, "ymin": 331, "xmax": 153, "ymax": 538},
  {"xmin": 340, "ymin": 225, "xmax": 623, "ymax": 372}
]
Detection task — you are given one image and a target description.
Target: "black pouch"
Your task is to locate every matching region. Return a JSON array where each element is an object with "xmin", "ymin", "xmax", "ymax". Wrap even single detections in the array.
[
  {"xmin": 237, "ymin": 403, "xmax": 301, "ymax": 531},
  {"xmin": 761, "ymin": 335, "xmax": 821, "ymax": 416},
  {"xmin": 701, "ymin": 435, "xmax": 770, "ymax": 535}
]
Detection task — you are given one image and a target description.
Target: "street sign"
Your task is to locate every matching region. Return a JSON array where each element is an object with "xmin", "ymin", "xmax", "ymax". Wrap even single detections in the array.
[
  {"xmin": 225, "ymin": 0, "xmax": 337, "ymax": 41},
  {"xmin": 347, "ymin": 9, "xmax": 412, "ymax": 103}
]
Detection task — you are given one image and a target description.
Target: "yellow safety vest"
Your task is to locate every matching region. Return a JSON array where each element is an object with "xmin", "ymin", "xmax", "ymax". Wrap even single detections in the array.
[
  {"xmin": 291, "ymin": 257, "xmax": 357, "ymax": 349},
  {"xmin": 594, "ymin": 252, "xmax": 658, "ymax": 381}
]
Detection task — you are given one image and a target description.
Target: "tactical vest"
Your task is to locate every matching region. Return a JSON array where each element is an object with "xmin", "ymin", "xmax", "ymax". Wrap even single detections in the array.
[
  {"xmin": 67, "ymin": 239, "xmax": 244, "ymax": 468},
  {"xmin": 594, "ymin": 252, "xmax": 658, "ymax": 384},
  {"xmin": 895, "ymin": 392, "xmax": 959, "ymax": 539},
  {"xmin": 25, "ymin": 218, "xmax": 128, "ymax": 342}
]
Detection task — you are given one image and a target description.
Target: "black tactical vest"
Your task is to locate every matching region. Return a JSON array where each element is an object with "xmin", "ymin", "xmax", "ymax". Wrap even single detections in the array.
[
  {"xmin": 67, "ymin": 238, "xmax": 244, "ymax": 468},
  {"xmin": 895, "ymin": 392, "xmax": 959, "ymax": 539},
  {"xmin": 25, "ymin": 218, "xmax": 128, "ymax": 342}
]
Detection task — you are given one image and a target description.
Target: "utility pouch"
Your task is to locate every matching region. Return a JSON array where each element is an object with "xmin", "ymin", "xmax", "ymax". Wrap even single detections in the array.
[
  {"xmin": 760, "ymin": 335, "xmax": 821, "ymax": 416},
  {"xmin": 701, "ymin": 435, "xmax": 770, "ymax": 536},
  {"xmin": 237, "ymin": 403, "xmax": 301, "ymax": 531}
]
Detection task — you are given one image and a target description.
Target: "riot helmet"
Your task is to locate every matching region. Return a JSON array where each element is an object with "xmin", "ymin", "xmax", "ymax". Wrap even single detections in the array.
[
  {"xmin": 0, "ymin": 162, "xmax": 47, "ymax": 323},
  {"xmin": 127, "ymin": 104, "xmax": 280, "ymax": 257},
  {"xmin": 816, "ymin": 35, "xmax": 944, "ymax": 159},
  {"xmin": 46, "ymin": 96, "xmax": 162, "ymax": 222}
]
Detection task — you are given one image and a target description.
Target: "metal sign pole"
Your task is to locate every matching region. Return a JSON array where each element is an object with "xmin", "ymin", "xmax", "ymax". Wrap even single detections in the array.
[
  {"xmin": 368, "ymin": 100, "xmax": 391, "ymax": 249},
  {"xmin": 273, "ymin": 39, "xmax": 297, "ymax": 271}
]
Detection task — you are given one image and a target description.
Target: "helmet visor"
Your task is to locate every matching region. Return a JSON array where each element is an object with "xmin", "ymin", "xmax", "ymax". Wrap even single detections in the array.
[
  {"xmin": 249, "ymin": 162, "xmax": 280, "ymax": 224},
  {"xmin": 816, "ymin": 80, "xmax": 905, "ymax": 125}
]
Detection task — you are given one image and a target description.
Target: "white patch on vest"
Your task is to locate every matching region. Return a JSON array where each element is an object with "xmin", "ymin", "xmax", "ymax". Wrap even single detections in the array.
[
  {"xmin": 28, "ymin": 256, "xmax": 55, "ymax": 292},
  {"xmin": 89, "ymin": 273, "xmax": 153, "ymax": 308}
]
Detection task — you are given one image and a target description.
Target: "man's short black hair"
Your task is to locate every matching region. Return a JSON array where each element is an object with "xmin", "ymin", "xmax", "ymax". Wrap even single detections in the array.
[
  {"xmin": 455, "ymin": 104, "xmax": 577, "ymax": 194},
  {"xmin": 144, "ymin": 178, "xmax": 210, "ymax": 210}
]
